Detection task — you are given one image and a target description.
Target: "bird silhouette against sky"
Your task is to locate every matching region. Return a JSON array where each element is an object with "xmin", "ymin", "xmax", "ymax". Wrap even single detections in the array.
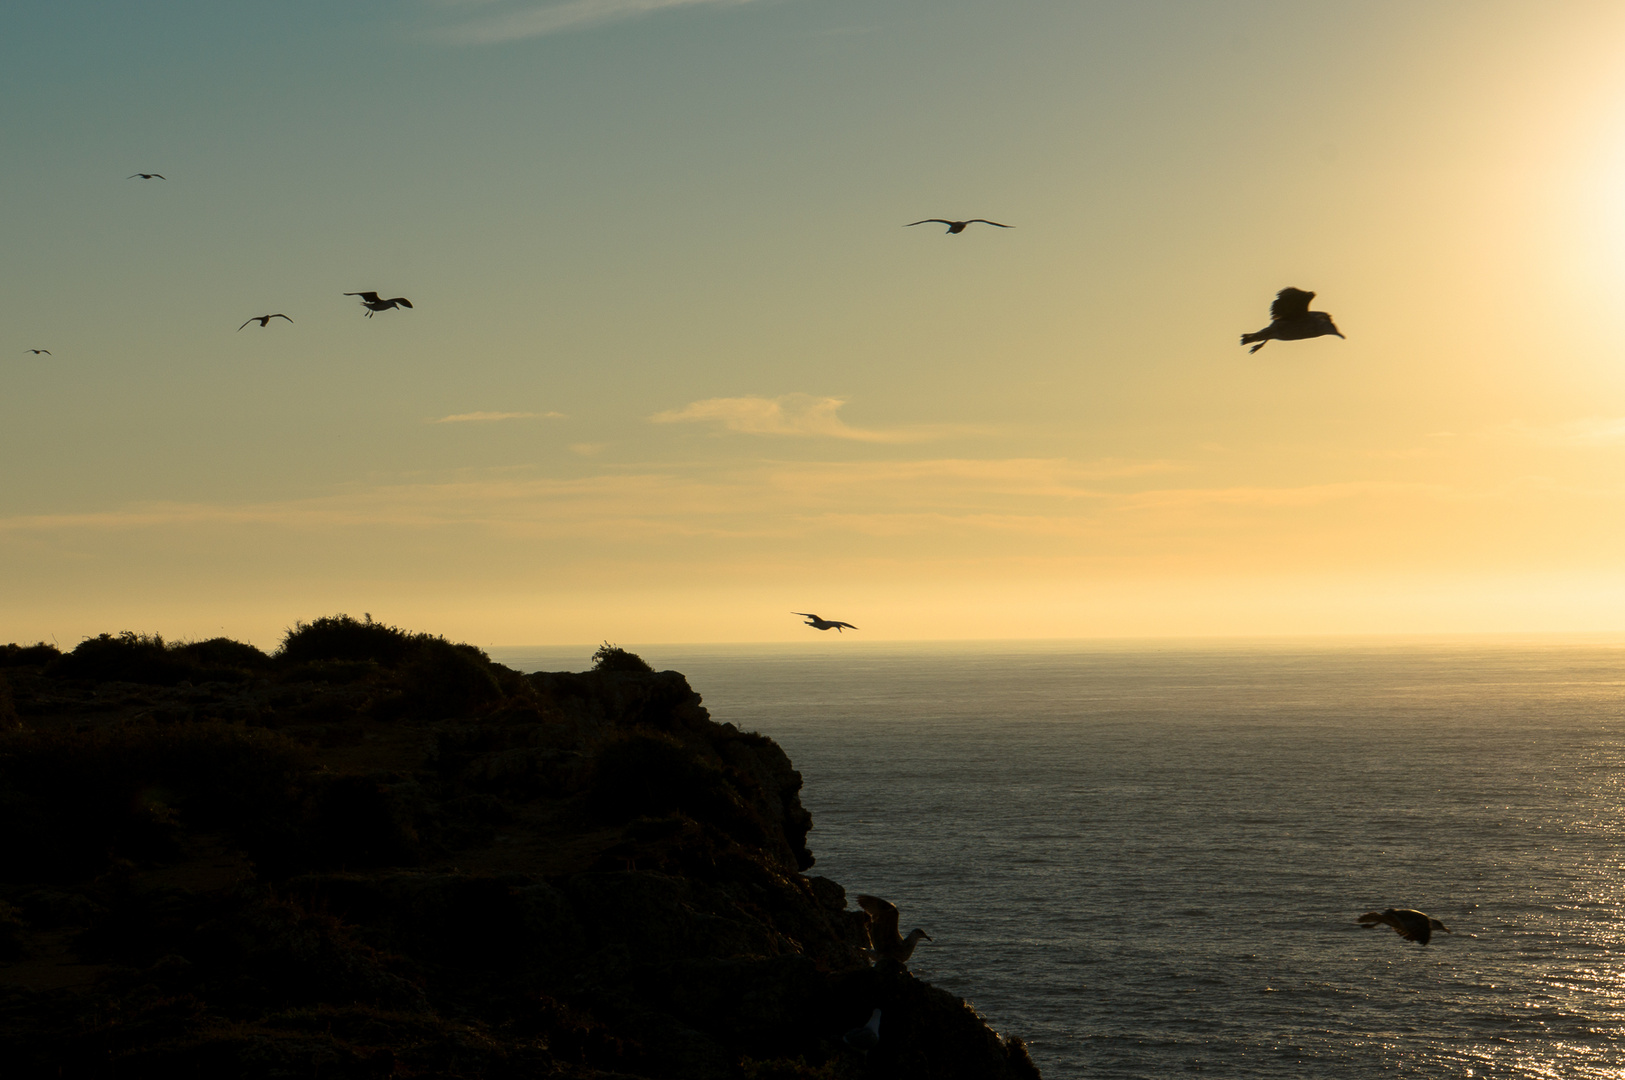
[
  {"xmin": 793, "ymin": 612, "xmax": 858, "ymax": 632},
  {"xmin": 345, "ymin": 291, "xmax": 413, "ymax": 317},
  {"xmin": 905, "ymin": 218, "xmax": 1012, "ymax": 234},
  {"xmin": 1357, "ymin": 908, "xmax": 1451, "ymax": 945},
  {"xmin": 238, "ymin": 314, "xmax": 293, "ymax": 331},
  {"xmin": 1240, "ymin": 287, "xmax": 1344, "ymax": 353},
  {"xmin": 24, "ymin": 349, "xmax": 50, "ymax": 355},
  {"xmin": 127, "ymin": 173, "xmax": 165, "ymax": 180},
  {"xmin": 857, "ymin": 894, "xmax": 931, "ymax": 963}
]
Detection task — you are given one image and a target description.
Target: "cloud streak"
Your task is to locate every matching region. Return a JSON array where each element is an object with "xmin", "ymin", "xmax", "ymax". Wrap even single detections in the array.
[
  {"xmin": 429, "ymin": 411, "xmax": 565, "ymax": 424},
  {"xmin": 435, "ymin": 0, "xmax": 756, "ymax": 44},
  {"xmin": 651, "ymin": 394, "xmax": 977, "ymax": 443}
]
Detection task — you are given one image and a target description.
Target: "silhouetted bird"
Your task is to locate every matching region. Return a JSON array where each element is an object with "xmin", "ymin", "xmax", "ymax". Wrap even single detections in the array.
[
  {"xmin": 25, "ymin": 349, "xmax": 50, "ymax": 355},
  {"xmin": 238, "ymin": 314, "xmax": 293, "ymax": 331},
  {"xmin": 127, "ymin": 173, "xmax": 165, "ymax": 180},
  {"xmin": 906, "ymin": 218, "xmax": 1011, "ymax": 234},
  {"xmin": 843, "ymin": 1009, "xmax": 882, "ymax": 1053},
  {"xmin": 1240, "ymin": 287, "xmax": 1344, "ymax": 353},
  {"xmin": 794, "ymin": 612, "xmax": 858, "ymax": 633},
  {"xmin": 857, "ymin": 895, "xmax": 931, "ymax": 962},
  {"xmin": 345, "ymin": 291, "xmax": 414, "ymax": 317},
  {"xmin": 1357, "ymin": 908, "xmax": 1451, "ymax": 945}
]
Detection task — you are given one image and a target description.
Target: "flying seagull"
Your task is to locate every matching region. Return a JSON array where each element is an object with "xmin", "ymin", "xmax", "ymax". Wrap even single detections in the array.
[
  {"xmin": 25, "ymin": 349, "xmax": 50, "ymax": 355},
  {"xmin": 344, "ymin": 291, "xmax": 413, "ymax": 317},
  {"xmin": 127, "ymin": 173, "xmax": 165, "ymax": 180},
  {"xmin": 857, "ymin": 894, "xmax": 931, "ymax": 963},
  {"xmin": 843, "ymin": 1009, "xmax": 882, "ymax": 1053},
  {"xmin": 238, "ymin": 314, "xmax": 293, "ymax": 331},
  {"xmin": 906, "ymin": 218, "xmax": 1012, "ymax": 234},
  {"xmin": 794, "ymin": 612, "xmax": 857, "ymax": 633},
  {"xmin": 1240, "ymin": 287, "xmax": 1344, "ymax": 353},
  {"xmin": 1357, "ymin": 908, "xmax": 1452, "ymax": 945}
]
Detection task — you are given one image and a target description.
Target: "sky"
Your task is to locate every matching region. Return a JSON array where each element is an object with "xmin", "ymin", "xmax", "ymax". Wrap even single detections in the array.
[{"xmin": 7, "ymin": 0, "xmax": 1625, "ymax": 647}]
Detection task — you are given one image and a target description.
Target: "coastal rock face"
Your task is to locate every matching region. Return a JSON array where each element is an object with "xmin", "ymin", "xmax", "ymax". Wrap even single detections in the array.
[{"xmin": 0, "ymin": 622, "xmax": 1040, "ymax": 1080}]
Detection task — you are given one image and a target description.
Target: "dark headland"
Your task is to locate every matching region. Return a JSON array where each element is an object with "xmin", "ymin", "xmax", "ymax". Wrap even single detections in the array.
[{"xmin": 0, "ymin": 616, "xmax": 1040, "ymax": 1080}]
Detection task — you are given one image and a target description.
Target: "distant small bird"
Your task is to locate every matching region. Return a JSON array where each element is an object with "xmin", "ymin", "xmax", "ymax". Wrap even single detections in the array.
[
  {"xmin": 794, "ymin": 612, "xmax": 858, "ymax": 633},
  {"xmin": 1240, "ymin": 287, "xmax": 1344, "ymax": 353},
  {"xmin": 843, "ymin": 1008, "xmax": 882, "ymax": 1053},
  {"xmin": 25, "ymin": 349, "xmax": 50, "ymax": 355},
  {"xmin": 857, "ymin": 894, "xmax": 931, "ymax": 963},
  {"xmin": 127, "ymin": 173, "xmax": 165, "ymax": 180},
  {"xmin": 906, "ymin": 218, "xmax": 1012, "ymax": 234},
  {"xmin": 238, "ymin": 314, "xmax": 293, "ymax": 331},
  {"xmin": 345, "ymin": 291, "xmax": 414, "ymax": 317},
  {"xmin": 1357, "ymin": 908, "xmax": 1451, "ymax": 945}
]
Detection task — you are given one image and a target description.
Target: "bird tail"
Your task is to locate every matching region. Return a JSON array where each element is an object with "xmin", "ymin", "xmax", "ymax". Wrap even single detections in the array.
[{"xmin": 1240, "ymin": 331, "xmax": 1268, "ymax": 354}]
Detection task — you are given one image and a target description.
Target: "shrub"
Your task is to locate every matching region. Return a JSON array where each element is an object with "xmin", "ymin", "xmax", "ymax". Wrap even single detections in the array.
[
  {"xmin": 0, "ymin": 642, "xmax": 60, "ymax": 667},
  {"xmin": 591, "ymin": 642, "xmax": 653, "ymax": 674},
  {"xmin": 51, "ymin": 632, "xmax": 192, "ymax": 685},
  {"xmin": 399, "ymin": 639, "xmax": 504, "ymax": 719},
  {"xmin": 172, "ymin": 637, "xmax": 271, "ymax": 671},
  {"xmin": 277, "ymin": 614, "xmax": 420, "ymax": 667}
]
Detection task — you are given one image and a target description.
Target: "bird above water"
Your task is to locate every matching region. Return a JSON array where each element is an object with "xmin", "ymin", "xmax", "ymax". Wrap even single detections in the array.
[
  {"xmin": 906, "ymin": 218, "xmax": 1012, "ymax": 234},
  {"xmin": 25, "ymin": 349, "xmax": 50, "ymax": 355},
  {"xmin": 1357, "ymin": 908, "xmax": 1451, "ymax": 945},
  {"xmin": 843, "ymin": 1009, "xmax": 881, "ymax": 1053},
  {"xmin": 1240, "ymin": 287, "xmax": 1344, "ymax": 353},
  {"xmin": 344, "ymin": 291, "xmax": 414, "ymax": 317},
  {"xmin": 127, "ymin": 173, "xmax": 165, "ymax": 180},
  {"xmin": 857, "ymin": 894, "xmax": 931, "ymax": 963},
  {"xmin": 238, "ymin": 314, "xmax": 293, "ymax": 331},
  {"xmin": 793, "ymin": 612, "xmax": 858, "ymax": 633}
]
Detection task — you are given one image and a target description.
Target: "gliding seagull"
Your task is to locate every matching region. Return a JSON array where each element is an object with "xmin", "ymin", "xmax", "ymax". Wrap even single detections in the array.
[
  {"xmin": 905, "ymin": 218, "xmax": 1011, "ymax": 234},
  {"xmin": 1357, "ymin": 908, "xmax": 1451, "ymax": 945},
  {"xmin": 127, "ymin": 173, "xmax": 165, "ymax": 180},
  {"xmin": 794, "ymin": 612, "xmax": 858, "ymax": 633},
  {"xmin": 25, "ymin": 349, "xmax": 50, "ymax": 355},
  {"xmin": 238, "ymin": 314, "xmax": 293, "ymax": 331},
  {"xmin": 344, "ymin": 291, "xmax": 414, "ymax": 317}
]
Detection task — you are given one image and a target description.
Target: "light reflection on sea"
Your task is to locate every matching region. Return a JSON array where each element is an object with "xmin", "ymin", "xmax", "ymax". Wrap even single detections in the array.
[{"xmin": 494, "ymin": 641, "xmax": 1625, "ymax": 1079}]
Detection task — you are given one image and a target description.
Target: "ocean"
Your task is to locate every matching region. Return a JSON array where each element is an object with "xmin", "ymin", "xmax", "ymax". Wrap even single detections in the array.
[{"xmin": 491, "ymin": 640, "xmax": 1625, "ymax": 1079}]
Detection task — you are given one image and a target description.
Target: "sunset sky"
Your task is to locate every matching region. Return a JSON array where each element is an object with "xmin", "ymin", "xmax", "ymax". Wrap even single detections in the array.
[{"xmin": 7, "ymin": 1, "xmax": 1625, "ymax": 647}]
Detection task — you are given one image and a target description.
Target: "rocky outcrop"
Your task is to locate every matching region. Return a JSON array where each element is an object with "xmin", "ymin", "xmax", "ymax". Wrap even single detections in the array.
[{"xmin": 0, "ymin": 619, "xmax": 1039, "ymax": 1079}]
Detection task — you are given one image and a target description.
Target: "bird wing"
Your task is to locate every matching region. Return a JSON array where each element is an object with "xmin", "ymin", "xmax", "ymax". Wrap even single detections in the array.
[
  {"xmin": 392, "ymin": 298, "xmax": 413, "ymax": 308},
  {"xmin": 237, "ymin": 318, "xmax": 257, "ymax": 331},
  {"xmin": 1357, "ymin": 910, "xmax": 1399, "ymax": 929},
  {"xmin": 831, "ymin": 622, "xmax": 858, "ymax": 630},
  {"xmin": 905, "ymin": 220, "xmax": 954, "ymax": 227},
  {"xmin": 856, "ymin": 895, "xmax": 901, "ymax": 945},
  {"xmin": 966, "ymin": 220, "xmax": 1012, "ymax": 228},
  {"xmin": 345, "ymin": 292, "xmax": 382, "ymax": 303},
  {"xmin": 792, "ymin": 612, "xmax": 820, "ymax": 619},
  {"xmin": 272, "ymin": 314, "xmax": 293, "ymax": 323},
  {"xmin": 1270, "ymin": 288, "xmax": 1314, "ymax": 321},
  {"xmin": 152, "ymin": 174, "xmax": 165, "ymax": 179}
]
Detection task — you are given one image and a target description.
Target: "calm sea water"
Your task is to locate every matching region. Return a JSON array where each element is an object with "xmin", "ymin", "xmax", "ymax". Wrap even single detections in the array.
[{"xmin": 492, "ymin": 641, "xmax": 1625, "ymax": 1079}]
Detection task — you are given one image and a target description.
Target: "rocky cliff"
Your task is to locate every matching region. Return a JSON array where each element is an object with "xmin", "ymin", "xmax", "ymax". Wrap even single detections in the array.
[{"xmin": 0, "ymin": 619, "xmax": 1040, "ymax": 1080}]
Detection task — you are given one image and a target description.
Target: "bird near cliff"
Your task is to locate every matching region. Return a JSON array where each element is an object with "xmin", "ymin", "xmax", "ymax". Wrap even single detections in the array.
[
  {"xmin": 794, "ymin": 613, "xmax": 858, "ymax": 633},
  {"xmin": 25, "ymin": 349, "xmax": 50, "ymax": 355},
  {"xmin": 857, "ymin": 894, "xmax": 931, "ymax": 962},
  {"xmin": 238, "ymin": 314, "xmax": 293, "ymax": 331},
  {"xmin": 843, "ymin": 1009, "xmax": 882, "ymax": 1053},
  {"xmin": 1240, "ymin": 287, "xmax": 1344, "ymax": 354},
  {"xmin": 344, "ymin": 291, "xmax": 414, "ymax": 317},
  {"xmin": 1357, "ymin": 908, "xmax": 1451, "ymax": 945},
  {"xmin": 127, "ymin": 173, "xmax": 165, "ymax": 180},
  {"xmin": 905, "ymin": 218, "xmax": 1011, "ymax": 234}
]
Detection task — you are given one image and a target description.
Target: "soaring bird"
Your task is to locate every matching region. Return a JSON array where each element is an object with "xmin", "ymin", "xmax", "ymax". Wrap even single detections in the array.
[
  {"xmin": 238, "ymin": 314, "xmax": 293, "ymax": 331},
  {"xmin": 794, "ymin": 612, "xmax": 858, "ymax": 633},
  {"xmin": 857, "ymin": 894, "xmax": 931, "ymax": 963},
  {"xmin": 906, "ymin": 218, "xmax": 1012, "ymax": 234},
  {"xmin": 843, "ymin": 1009, "xmax": 882, "ymax": 1053},
  {"xmin": 127, "ymin": 173, "xmax": 165, "ymax": 180},
  {"xmin": 345, "ymin": 291, "xmax": 414, "ymax": 317},
  {"xmin": 1240, "ymin": 287, "xmax": 1344, "ymax": 353},
  {"xmin": 25, "ymin": 349, "xmax": 50, "ymax": 355},
  {"xmin": 1357, "ymin": 908, "xmax": 1452, "ymax": 945}
]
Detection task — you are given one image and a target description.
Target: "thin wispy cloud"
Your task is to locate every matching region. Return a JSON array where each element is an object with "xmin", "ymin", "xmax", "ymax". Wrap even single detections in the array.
[
  {"xmin": 651, "ymin": 394, "xmax": 979, "ymax": 443},
  {"xmin": 433, "ymin": 0, "xmax": 756, "ymax": 44},
  {"xmin": 429, "ymin": 411, "xmax": 565, "ymax": 424}
]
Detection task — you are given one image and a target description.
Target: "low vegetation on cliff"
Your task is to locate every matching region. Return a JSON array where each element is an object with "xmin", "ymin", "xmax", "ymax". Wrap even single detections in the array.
[{"xmin": 0, "ymin": 616, "xmax": 1039, "ymax": 1080}]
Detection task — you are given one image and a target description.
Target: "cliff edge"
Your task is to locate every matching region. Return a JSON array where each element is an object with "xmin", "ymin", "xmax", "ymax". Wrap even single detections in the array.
[{"xmin": 0, "ymin": 619, "xmax": 1040, "ymax": 1080}]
